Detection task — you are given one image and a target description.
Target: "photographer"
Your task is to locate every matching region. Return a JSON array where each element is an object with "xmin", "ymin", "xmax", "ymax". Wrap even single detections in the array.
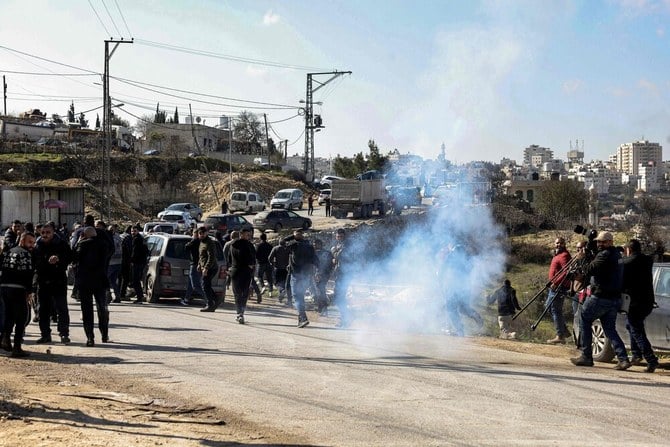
[
  {"xmin": 570, "ymin": 231, "xmax": 630, "ymax": 370},
  {"xmin": 546, "ymin": 238, "xmax": 572, "ymax": 344}
]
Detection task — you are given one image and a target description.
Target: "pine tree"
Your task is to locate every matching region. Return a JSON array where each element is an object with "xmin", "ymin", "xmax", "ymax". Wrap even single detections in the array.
[
  {"xmin": 67, "ymin": 102, "xmax": 75, "ymax": 123},
  {"xmin": 95, "ymin": 114, "xmax": 101, "ymax": 129},
  {"xmin": 173, "ymin": 107, "xmax": 179, "ymax": 124}
]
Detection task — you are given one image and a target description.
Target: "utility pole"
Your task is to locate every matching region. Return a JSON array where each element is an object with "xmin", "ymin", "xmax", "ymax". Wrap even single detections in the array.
[
  {"xmin": 2, "ymin": 75, "xmax": 6, "ymax": 141},
  {"xmin": 263, "ymin": 113, "xmax": 269, "ymax": 160},
  {"xmin": 303, "ymin": 71, "xmax": 351, "ymax": 181},
  {"xmin": 103, "ymin": 38, "xmax": 132, "ymax": 221}
]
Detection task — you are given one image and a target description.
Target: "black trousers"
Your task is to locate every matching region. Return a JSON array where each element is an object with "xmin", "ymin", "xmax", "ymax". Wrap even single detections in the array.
[
  {"xmin": 79, "ymin": 285, "xmax": 109, "ymax": 340},
  {"xmin": 1, "ymin": 287, "xmax": 30, "ymax": 346},
  {"xmin": 232, "ymin": 273, "xmax": 252, "ymax": 316},
  {"xmin": 38, "ymin": 282, "xmax": 70, "ymax": 337}
]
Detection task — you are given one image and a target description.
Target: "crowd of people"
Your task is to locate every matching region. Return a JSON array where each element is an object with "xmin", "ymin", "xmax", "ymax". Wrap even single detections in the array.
[{"xmin": 0, "ymin": 215, "xmax": 353, "ymax": 358}]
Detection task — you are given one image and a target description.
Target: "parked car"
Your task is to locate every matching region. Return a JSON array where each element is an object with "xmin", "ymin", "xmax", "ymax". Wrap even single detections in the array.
[
  {"xmin": 317, "ymin": 189, "xmax": 331, "ymax": 206},
  {"xmin": 203, "ymin": 213, "xmax": 254, "ymax": 235},
  {"xmin": 319, "ymin": 175, "xmax": 345, "ymax": 187},
  {"xmin": 253, "ymin": 210, "xmax": 312, "ymax": 232},
  {"xmin": 143, "ymin": 149, "xmax": 160, "ymax": 156},
  {"xmin": 143, "ymin": 233, "xmax": 226, "ymax": 303},
  {"xmin": 158, "ymin": 203, "xmax": 203, "ymax": 221},
  {"xmin": 159, "ymin": 211, "xmax": 197, "ymax": 233},
  {"xmin": 229, "ymin": 191, "xmax": 266, "ymax": 214},
  {"xmin": 143, "ymin": 221, "xmax": 179, "ymax": 234},
  {"xmin": 576, "ymin": 262, "xmax": 670, "ymax": 362},
  {"xmin": 270, "ymin": 188, "xmax": 303, "ymax": 210}
]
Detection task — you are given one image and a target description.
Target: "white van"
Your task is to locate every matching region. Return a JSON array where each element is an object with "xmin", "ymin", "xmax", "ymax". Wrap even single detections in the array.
[
  {"xmin": 271, "ymin": 188, "xmax": 303, "ymax": 210},
  {"xmin": 229, "ymin": 191, "xmax": 266, "ymax": 214}
]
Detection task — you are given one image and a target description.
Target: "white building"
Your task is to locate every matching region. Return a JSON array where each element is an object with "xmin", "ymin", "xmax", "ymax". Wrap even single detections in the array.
[
  {"xmin": 523, "ymin": 144, "xmax": 553, "ymax": 168},
  {"xmin": 616, "ymin": 140, "xmax": 662, "ymax": 178},
  {"xmin": 637, "ymin": 162, "xmax": 660, "ymax": 192}
]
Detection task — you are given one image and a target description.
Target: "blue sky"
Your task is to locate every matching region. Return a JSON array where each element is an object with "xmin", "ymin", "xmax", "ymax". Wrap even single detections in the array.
[{"xmin": 1, "ymin": 0, "xmax": 668, "ymax": 163}]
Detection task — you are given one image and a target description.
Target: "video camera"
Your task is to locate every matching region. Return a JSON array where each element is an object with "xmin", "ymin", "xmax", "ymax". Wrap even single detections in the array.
[{"xmin": 574, "ymin": 225, "xmax": 598, "ymax": 258}]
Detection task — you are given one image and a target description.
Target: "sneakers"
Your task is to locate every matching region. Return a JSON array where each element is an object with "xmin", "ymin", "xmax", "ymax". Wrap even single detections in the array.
[
  {"xmin": 256, "ymin": 294, "xmax": 262, "ymax": 304},
  {"xmin": 60, "ymin": 336, "xmax": 71, "ymax": 344},
  {"xmin": 86, "ymin": 339, "xmax": 95, "ymax": 347},
  {"xmin": 570, "ymin": 356, "xmax": 594, "ymax": 367},
  {"xmin": 547, "ymin": 336, "xmax": 567, "ymax": 344},
  {"xmin": 101, "ymin": 335, "xmax": 110, "ymax": 343},
  {"xmin": 180, "ymin": 298, "xmax": 190, "ymax": 306},
  {"xmin": 236, "ymin": 315, "xmax": 245, "ymax": 324},
  {"xmin": 630, "ymin": 356, "xmax": 643, "ymax": 366},
  {"xmin": 298, "ymin": 318, "xmax": 310, "ymax": 328},
  {"xmin": 614, "ymin": 360, "xmax": 632, "ymax": 371},
  {"xmin": 200, "ymin": 307, "xmax": 215, "ymax": 312},
  {"xmin": 260, "ymin": 287, "xmax": 266, "ymax": 295},
  {"xmin": 36, "ymin": 336, "xmax": 52, "ymax": 344},
  {"xmin": 644, "ymin": 362, "xmax": 658, "ymax": 373}
]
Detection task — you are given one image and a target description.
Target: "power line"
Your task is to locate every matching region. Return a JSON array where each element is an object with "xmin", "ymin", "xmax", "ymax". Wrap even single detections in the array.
[
  {"xmin": 114, "ymin": 0, "xmax": 133, "ymax": 37},
  {"xmin": 0, "ymin": 69, "xmax": 97, "ymax": 77},
  {"xmin": 88, "ymin": 0, "xmax": 112, "ymax": 37},
  {"xmin": 135, "ymin": 38, "xmax": 330, "ymax": 72},
  {"xmin": 0, "ymin": 46, "xmax": 98, "ymax": 74},
  {"xmin": 101, "ymin": 0, "xmax": 123, "ymax": 37},
  {"xmin": 287, "ymin": 128, "xmax": 305, "ymax": 146}
]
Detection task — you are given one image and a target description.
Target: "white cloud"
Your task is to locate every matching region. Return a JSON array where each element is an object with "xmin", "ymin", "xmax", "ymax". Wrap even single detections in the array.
[
  {"xmin": 563, "ymin": 79, "xmax": 584, "ymax": 94},
  {"xmin": 245, "ymin": 65, "xmax": 267, "ymax": 77},
  {"xmin": 638, "ymin": 78, "xmax": 660, "ymax": 96},
  {"xmin": 263, "ymin": 10, "xmax": 280, "ymax": 25}
]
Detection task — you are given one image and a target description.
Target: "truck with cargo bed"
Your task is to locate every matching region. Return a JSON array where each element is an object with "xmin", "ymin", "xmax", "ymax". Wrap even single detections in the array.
[{"xmin": 330, "ymin": 178, "xmax": 387, "ymax": 219}]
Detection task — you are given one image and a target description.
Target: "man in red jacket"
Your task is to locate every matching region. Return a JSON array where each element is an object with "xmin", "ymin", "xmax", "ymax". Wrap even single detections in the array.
[{"xmin": 546, "ymin": 237, "xmax": 572, "ymax": 344}]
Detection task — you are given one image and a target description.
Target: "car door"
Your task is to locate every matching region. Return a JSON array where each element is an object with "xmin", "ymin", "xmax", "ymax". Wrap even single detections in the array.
[
  {"xmin": 649, "ymin": 265, "xmax": 670, "ymax": 349},
  {"xmin": 286, "ymin": 210, "xmax": 301, "ymax": 228},
  {"xmin": 273, "ymin": 210, "xmax": 287, "ymax": 228}
]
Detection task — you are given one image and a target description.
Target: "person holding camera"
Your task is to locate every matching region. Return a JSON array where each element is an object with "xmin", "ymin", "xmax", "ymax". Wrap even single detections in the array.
[
  {"xmin": 571, "ymin": 231, "xmax": 630, "ymax": 369},
  {"xmin": 546, "ymin": 237, "xmax": 572, "ymax": 344}
]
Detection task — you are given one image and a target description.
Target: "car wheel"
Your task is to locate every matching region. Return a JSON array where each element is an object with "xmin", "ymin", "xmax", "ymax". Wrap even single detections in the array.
[
  {"xmin": 196, "ymin": 213, "xmax": 202, "ymax": 221},
  {"xmin": 287, "ymin": 203, "xmax": 292, "ymax": 211},
  {"xmin": 298, "ymin": 202, "xmax": 303, "ymax": 210},
  {"xmin": 274, "ymin": 223, "xmax": 282, "ymax": 232},
  {"xmin": 146, "ymin": 276, "xmax": 159, "ymax": 304},
  {"xmin": 591, "ymin": 319, "xmax": 615, "ymax": 363},
  {"xmin": 247, "ymin": 207, "xmax": 253, "ymax": 214}
]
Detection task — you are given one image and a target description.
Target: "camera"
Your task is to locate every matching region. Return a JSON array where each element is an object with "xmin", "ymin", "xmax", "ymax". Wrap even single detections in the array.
[{"xmin": 574, "ymin": 225, "xmax": 598, "ymax": 258}]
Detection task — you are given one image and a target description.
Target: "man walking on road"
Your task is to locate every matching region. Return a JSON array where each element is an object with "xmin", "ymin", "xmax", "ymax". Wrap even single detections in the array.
[
  {"xmin": 182, "ymin": 228, "xmax": 205, "ymax": 306},
  {"xmin": 268, "ymin": 238, "xmax": 290, "ymax": 302},
  {"xmin": 284, "ymin": 229, "xmax": 318, "ymax": 327},
  {"xmin": 229, "ymin": 228, "xmax": 256, "ymax": 323},
  {"xmin": 33, "ymin": 223, "xmax": 73, "ymax": 344},
  {"xmin": 622, "ymin": 239, "xmax": 659, "ymax": 373},
  {"xmin": 129, "ymin": 225, "xmax": 148, "ymax": 304},
  {"xmin": 571, "ymin": 231, "xmax": 630, "ymax": 370},
  {"xmin": 197, "ymin": 227, "xmax": 219, "ymax": 312},
  {"xmin": 255, "ymin": 233, "xmax": 274, "ymax": 298},
  {"xmin": 546, "ymin": 237, "xmax": 572, "ymax": 344}
]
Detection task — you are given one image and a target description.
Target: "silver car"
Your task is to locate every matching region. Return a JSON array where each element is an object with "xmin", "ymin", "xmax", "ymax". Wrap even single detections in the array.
[
  {"xmin": 143, "ymin": 234, "xmax": 226, "ymax": 303},
  {"xmin": 157, "ymin": 202, "xmax": 204, "ymax": 221}
]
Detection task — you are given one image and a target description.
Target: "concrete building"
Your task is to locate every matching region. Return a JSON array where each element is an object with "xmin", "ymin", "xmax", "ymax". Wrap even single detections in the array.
[
  {"xmin": 142, "ymin": 123, "xmax": 230, "ymax": 154},
  {"xmin": 523, "ymin": 144, "xmax": 553, "ymax": 168},
  {"xmin": 616, "ymin": 140, "xmax": 662, "ymax": 178},
  {"xmin": 637, "ymin": 161, "xmax": 660, "ymax": 192}
]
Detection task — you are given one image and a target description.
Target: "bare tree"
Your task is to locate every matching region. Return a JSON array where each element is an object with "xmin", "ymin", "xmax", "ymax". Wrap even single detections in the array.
[{"xmin": 534, "ymin": 179, "xmax": 588, "ymax": 229}]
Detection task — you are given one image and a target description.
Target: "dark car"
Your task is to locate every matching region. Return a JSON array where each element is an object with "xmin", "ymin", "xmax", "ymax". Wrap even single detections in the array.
[
  {"xmin": 203, "ymin": 214, "xmax": 254, "ymax": 235},
  {"xmin": 143, "ymin": 234, "xmax": 226, "ymax": 303},
  {"xmin": 577, "ymin": 262, "xmax": 670, "ymax": 362},
  {"xmin": 252, "ymin": 210, "xmax": 312, "ymax": 233}
]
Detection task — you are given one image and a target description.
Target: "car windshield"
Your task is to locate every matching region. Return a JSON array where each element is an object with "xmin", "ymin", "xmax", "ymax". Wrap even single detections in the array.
[
  {"xmin": 232, "ymin": 193, "xmax": 245, "ymax": 200},
  {"xmin": 275, "ymin": 192, "xmax": 292, "ymax": 199},
  {"xmin": 205, "ymin": 217, "xmax": 225, "ymax": 225},
  {"xmin": 166, "ymin": 204, "xmax": 185, "ymax": 210}
]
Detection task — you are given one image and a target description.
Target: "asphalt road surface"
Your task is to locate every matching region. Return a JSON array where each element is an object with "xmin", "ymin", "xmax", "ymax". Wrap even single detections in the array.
[{"xmin": 41, "ymin": 295, "xmax": 670, "ymax": 446}]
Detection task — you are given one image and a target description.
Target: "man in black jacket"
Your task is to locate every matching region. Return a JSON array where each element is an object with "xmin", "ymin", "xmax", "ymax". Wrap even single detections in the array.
[
  {"xmin": 229, "ymin": 228, "xmax": 255, "ymax": 322},
  {"xmin": 255, "ymin": 233, "xmax": 274, "ymax": 299},
  {"xmin": 129, "ymin": 225, "xmax": 147, "ymax": 303},
  {"xmin": 181, "ymin": 228, "xmax": 204, "ymax": 306},
  {"xmin": 74, "ymin": 227, "xmax": 110, "ymax": 346},
  {"xmin": 33, "ymin": 223, "xmax": 73, "ymax": 344},
  {"xmin": 571, "ymin": 231, "xmax": 630, "ymax": 369},
  {"xmin": 487, "ymin": 279, "xmax": 521, "ymax": 339},
  {"xmin": 1, "ymin": 232, "xmax": 36, "ymax": 357},
  {"xmin": 622, "ymin": 239, "xmax": 659, "ymax": 373},
  {"xmin": 284, "ymin": 229, "xmax": 318, "ymax": 328}
]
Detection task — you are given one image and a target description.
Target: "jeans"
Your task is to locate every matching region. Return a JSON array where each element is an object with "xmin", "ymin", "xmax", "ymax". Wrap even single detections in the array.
[
  {"xmin": 37, "ymin": 283, "xmax": 70, "ymax": 337},
  {"xmin": 333, "ymin": 276, "xmax": 351, "ymax": 325},
  {"xmin": 546, "ymin": 287, "xmax": 569, "ymax": 337},
  {"xmin": 107, "ymin": 263, "xmax": 122, "ymax": 300},
  {"xmin": 183, "ymin": 263, "xmax": 204, "ymax": 301},
  {"xmin": 201, "ymin": 266, "xmax": 218, "ymax": 309},
  {"xmin": 232, "ymin": 272, "xmax": 252, "ymax": 316},
  {"xmin": 256, "ymin": 263, "xmax": 274, "ymax": 292},
  {"xmin": 626, "ymin": 311, "xmax": 658, "ymax": 365},
  {"xmin": 1, "ymin": 287, "xmax": 30, "ymax": 346},
  {"xmin": 579, "ymin": 295, "xmax": 628, "ymax": 361},
  {"xmin": 290, "ymin": 273, "xmax": 310, "ymax": 320},
  {"xmin": 131, "ymin": 263, "xmax": 146, "ymax": 301}
]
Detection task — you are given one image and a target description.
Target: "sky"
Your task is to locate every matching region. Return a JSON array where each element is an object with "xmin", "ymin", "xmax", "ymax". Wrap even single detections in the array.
[{"xmin": 1, "ymin": 0, "xmax": 669, "ymax": 163}]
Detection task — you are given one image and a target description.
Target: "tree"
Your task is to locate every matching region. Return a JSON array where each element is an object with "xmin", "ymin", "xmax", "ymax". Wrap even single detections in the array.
[
  {"xmin": 233, "ymin": 111, "xmax": 264, "ymax": 148},
  {"xmin": 353, "ymin": 152, "xmax": 366, "ymax": 174},
  {"xmin": 534, "ymin": 179, "xmax": 588, "ymax": 229},
  {"xmin": 67, "ymin": 102, "xmax": 75, "ymax": 123},
  {"xmin": 332, "ymin": 155, "xmax": 357, "ymax": 178},
  {"xmin": 134, "ymin": 114, "xmax": 154, "ymax": 139},
  {"xmin": 173, "ymin": 107, "xmax": 179, "ymax": 124},
  {"xmin": 110, "ymin": 111, "xmax": 130, "ymax": 127},
  {"xmin": 95, "ymin": 114, "xmax": 101, "ymax": 129},
  {"xmin": 367, "ymin": 139, "xmax": 388, "ymax": 172},
  {"xmin": 638, "ymin": 195, "xmax": 663, "ymax": 242},
  {"xmin": 154, "ymin": 103, "xmax": 167, "ymax": 124},
  {"xmin": 78, "ymin": 112, "xmax": 88, "ymax": 128}
]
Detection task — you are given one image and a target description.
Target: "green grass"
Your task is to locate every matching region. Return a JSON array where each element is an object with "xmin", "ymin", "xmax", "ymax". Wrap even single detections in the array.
[{"xmin": 0, "ymin": 153, "xmax": 63, "ymax": 162}]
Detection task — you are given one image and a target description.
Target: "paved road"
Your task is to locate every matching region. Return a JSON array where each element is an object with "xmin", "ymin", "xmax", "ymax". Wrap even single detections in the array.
[{"xmin": 39, "ymin": 294, "xmax": 670, "ymax": 446}]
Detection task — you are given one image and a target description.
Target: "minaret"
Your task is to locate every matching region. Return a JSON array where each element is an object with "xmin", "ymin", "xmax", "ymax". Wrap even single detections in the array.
[{"xmin": 588, "ymin": 184, "xmax": 598, "ymax": 227}]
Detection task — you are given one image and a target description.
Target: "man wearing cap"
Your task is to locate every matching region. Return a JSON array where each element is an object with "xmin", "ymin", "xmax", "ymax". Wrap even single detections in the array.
[
  {"xmin": 546, "ymin": 237, "xmax": 572, "ymax": 344},
  {"xmin": 283, "ymin": 228, "xmax": 317, "ymax": 328},
  {"xmin": 571, "ymin": 231, "xmax": 631, "ymax": 370}
]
